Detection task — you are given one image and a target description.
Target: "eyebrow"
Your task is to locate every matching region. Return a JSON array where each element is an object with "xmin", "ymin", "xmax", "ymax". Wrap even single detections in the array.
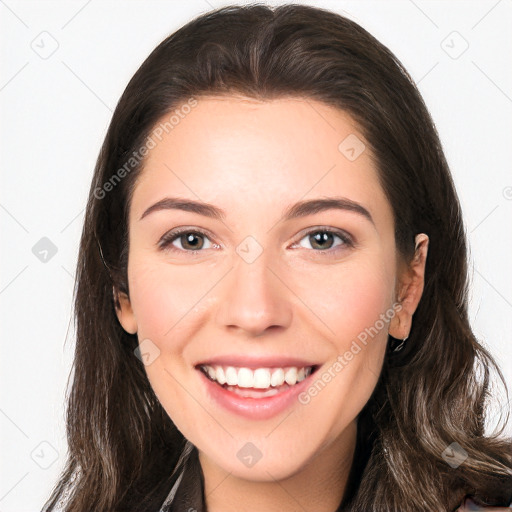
[{"xmin": 139, "ymin": 196, "xmax": 374, "ymax": 225}]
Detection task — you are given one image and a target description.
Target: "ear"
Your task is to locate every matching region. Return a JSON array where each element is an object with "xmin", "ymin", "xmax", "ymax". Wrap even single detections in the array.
[
  {"xmin": 113, "ymin": 286, "xmax": 138, "ymax": 334},
  {"xmin": 388, "ymin": 233, "xmax": 429, "ymax": 340}
]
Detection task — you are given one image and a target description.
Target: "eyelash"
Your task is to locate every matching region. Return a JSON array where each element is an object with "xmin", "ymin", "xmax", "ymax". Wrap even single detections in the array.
[{"xmin": 157, "ymin": 226, "xmax": 354, "ymax": 256}]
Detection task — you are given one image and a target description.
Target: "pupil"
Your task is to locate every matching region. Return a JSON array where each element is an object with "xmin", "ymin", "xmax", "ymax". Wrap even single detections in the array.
[
  {"xmin": 311, "ymin": 232, "xmax": 332, "ymax": 250},
  {"xmin": 183, "ymin": 233, "xmax": 203, "ymax": 249}
]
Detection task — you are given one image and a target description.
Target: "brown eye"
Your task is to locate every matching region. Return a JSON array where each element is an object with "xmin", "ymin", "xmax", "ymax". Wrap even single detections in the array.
[
  {"xmin": 308, "ymin": 231, "xmax": 336, "ymax": 250},
  {"xmin": 158, "ymin": 229, "xmax": 214, "ymax": 252},
  {"xmin": 179, "ymin": 232, "xmax": 205, "ymax": 250},
  {"xmin": 296, "ymin": 229, "xmax": 353, "ymax": 252}
]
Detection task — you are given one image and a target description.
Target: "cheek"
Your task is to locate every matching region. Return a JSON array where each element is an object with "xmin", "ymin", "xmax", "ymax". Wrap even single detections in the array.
[
  {"xmin": 292, "ymin": 258, "xmax": 394, "ymax": 439},
  {"xmin": 128, "ymin": 258, "xmax": 212, "ymax": 345},
  {"xmin": 293, "ymin": 254, "xmax": 395, "ymax": 349},
  {"xmin": 293, "ymin": 254, "xmax": 394, "ymax": 406},
  {"xmin": 334, "ymin": 260, "xmax": 394, "ymax": 378},
  {"xmin": 340, "ymin": 262, "xmax": 393, "ymax": 346},
  {"xmin": 127, "ymin": 259, "xmax": 208, "ymax": 426}
]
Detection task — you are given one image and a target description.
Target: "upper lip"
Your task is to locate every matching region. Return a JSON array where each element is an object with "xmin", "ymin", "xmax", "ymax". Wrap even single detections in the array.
[{"xmin": 195, "ymin": 355, "xmax": 320, "ymax": 369}]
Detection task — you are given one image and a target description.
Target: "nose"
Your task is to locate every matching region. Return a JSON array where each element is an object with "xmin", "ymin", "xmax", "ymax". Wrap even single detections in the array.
[{"xmin": 215, "ymin": 252, "xmax": 293, "ymax": 337}]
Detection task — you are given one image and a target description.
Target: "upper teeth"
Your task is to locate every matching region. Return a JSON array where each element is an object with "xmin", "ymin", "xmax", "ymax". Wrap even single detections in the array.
[{"xmin": 200, "ymin": 365, "xmax": 313, "ymax": 388}]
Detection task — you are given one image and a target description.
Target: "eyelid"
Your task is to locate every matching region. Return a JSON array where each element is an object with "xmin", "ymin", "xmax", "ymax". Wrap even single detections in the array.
[
  {"xmin": 157, "ymin": 226, "xmax": 220, "ymax": 251},
  {"xmin": 157, "ymin": 225, "xmax": 355, "ymax": 253},
  {"xmin": 291, "ymin": 225, "xmax": 354, "ymax": 246}
]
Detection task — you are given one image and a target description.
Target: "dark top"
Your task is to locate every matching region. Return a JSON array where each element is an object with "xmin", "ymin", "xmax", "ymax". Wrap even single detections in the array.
[{"xmin": 158, "ymin": 415, "xmax": 512, "ymax": 511}]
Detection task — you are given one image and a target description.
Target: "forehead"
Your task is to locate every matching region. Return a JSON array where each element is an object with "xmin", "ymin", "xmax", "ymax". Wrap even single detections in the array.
[{"xmin": 129, "ymin": 96, "xmax": 393, "ymax": 233}]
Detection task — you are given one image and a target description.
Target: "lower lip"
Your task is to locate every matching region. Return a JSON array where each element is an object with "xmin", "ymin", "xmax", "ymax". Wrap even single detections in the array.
[{"xmin": 197, "ymin": 368, "xmax": 317, "ymax": 420}]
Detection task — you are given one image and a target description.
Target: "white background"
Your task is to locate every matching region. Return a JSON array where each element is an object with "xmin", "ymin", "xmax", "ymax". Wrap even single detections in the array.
[{"xmin": 1, "ymin": 1, "xmax": 511, "ymax": 510}]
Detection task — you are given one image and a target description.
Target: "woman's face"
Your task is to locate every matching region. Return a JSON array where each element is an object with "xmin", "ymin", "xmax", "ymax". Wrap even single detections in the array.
[{"xmin": 116, "ymin": 96, "xmax": 426, "ymax": 481}]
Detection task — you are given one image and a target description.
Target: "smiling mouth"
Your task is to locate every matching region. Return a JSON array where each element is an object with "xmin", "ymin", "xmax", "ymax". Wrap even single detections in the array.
[{"xmin": 197, "ymin": 364, "xmax": 319, "ymax": 398}]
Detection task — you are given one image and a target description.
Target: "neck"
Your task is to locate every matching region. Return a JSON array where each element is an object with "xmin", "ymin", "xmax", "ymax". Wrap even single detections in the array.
[{"xmin": 199, "ymin": 420, "xmax": 358, "ymax": 512}]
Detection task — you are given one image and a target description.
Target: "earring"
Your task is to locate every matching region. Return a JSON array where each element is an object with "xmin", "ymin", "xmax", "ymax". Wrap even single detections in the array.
[{"xmin": 389, "ymin": 335, "xmax": 408, "ymax": 353}]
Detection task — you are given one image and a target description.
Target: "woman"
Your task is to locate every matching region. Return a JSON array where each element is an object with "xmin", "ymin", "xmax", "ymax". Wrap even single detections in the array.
[{"xmin": 43, "ymin": 4, "xmax": 512, "ymax": 511}]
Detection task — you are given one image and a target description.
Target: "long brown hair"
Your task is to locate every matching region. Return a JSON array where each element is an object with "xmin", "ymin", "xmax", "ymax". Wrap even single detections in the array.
[{"xmin": 43, "ymin": 4, "xmax": 512, "ymax": 511}]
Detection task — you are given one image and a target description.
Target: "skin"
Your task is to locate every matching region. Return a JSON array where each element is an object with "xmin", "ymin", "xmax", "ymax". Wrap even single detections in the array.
[{"xmin": 115, "ymin": 96, "xmax": 431, "ymax": 512}]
